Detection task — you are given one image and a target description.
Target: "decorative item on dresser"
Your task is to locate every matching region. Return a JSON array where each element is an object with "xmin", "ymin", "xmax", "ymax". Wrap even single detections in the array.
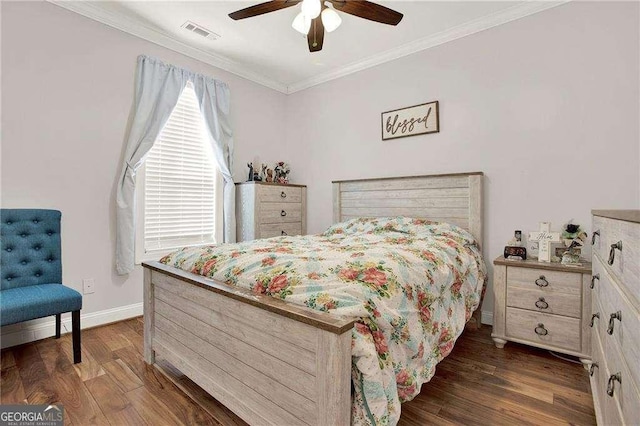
[
  {"xmin": 589, "ymin": 210, "xmax": 640, "ymax": 426},
  {"xmin": 273, "ymin": 161, "xmax": 291, "ymax": 184},
  {"xmin": 504, "ymin": 229, "xmax": 527, "ymax": 260},
  {"xmin": 528, "ymin": 222, "xmax": 562, "ymax": 263},
  {"xmin": 491, "ymin": 256, "xmax": 592, "ymax": 367},
  {"xmin": 236, "ymin": 182, "xmax": 307, "ymax": 241}
]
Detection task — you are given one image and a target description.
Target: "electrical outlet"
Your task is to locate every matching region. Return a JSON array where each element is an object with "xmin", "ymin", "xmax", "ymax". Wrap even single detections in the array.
[{"xmin": 82, "ymin": 278, "xmax": 95, "ymax": 294}]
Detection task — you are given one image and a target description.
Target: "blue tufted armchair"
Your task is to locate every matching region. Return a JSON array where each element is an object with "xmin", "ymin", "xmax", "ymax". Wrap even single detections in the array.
[{"xmin": 0, "ymin": 209, "xmax": 82, "ymax": 363}]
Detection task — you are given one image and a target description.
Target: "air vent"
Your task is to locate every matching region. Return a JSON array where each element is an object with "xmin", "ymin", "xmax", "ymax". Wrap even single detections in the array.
[{"xmin": 181, "ymin": 21, "xmax": 220, "ymax": 40}]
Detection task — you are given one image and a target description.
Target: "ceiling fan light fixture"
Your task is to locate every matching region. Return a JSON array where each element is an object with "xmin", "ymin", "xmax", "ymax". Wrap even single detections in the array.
[
  {"xmin": 229, "ymin": 0, "xmax": 403, "ymax": 53},
  {"xmin": 321, "ymin": 8, "xmax": 341, "ymax": 32},
  {"xmin": 301, "ymin": 0, "xmax": 321, "ymax": 19},
  {"xmin": 292, "ymin": 11, "xmax": 312, "ymax": 34}
]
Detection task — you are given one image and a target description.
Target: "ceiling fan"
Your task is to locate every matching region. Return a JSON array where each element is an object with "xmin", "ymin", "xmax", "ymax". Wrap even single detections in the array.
[{"xmin": 229, "ymin": 0, "xmax": 403, "ymax": 52}]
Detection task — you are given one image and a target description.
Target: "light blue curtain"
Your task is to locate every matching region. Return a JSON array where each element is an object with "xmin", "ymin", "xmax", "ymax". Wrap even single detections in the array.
[
  {"xmin": 116, "ymin": 55, "xmax": 234, "ymax": 275},
  {"xmin": 191, "ymin": 76, "xmax": 236, "ymax": 247}
]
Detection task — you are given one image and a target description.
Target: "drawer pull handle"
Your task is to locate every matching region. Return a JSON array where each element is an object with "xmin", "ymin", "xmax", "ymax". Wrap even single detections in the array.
[
  {"xmin": 534, "ymin": 323, "xmax": 548, "ymax": 336},
  {"xmin": 607, "ymin": 311, "xmax": 622, "ymax": 335},
  {"xmin": 589, "ymin": 362, "xmax": 599, "ymax": 377},
  {"xmin": 608, "ymin": 241, "xmax": 622, "ymax": 265},
  {"xmin": 606, "ymin": 372, "xmax": 622, "ymax": 397},
  {"xmin": 590, "ymin": 274, "xmax": 599, "ymax": 289},
  {"xmin": 281, "ymin": 230, "xmax": 287, "ymax": 236},
  {"xmin": 535, "ymin": 276, "xmax": 549, "ymax": 287},
  {"xmin": 281, "ymin": 210, "xmax": 287, "ymax": 217},
  {"xmin": 280, "ymin": 191, "xmax": 287, "ymax": 198},
  {"xmin": 590, "ymin": 313, "xmax": 600, "ymax": 327},
  {"xmin": 591, "ymin": 230, "xmax": 600, "ymax": 245},
  {"xmin": 535, "ymin": 298, "xmax": 549, "ymax": 310}
]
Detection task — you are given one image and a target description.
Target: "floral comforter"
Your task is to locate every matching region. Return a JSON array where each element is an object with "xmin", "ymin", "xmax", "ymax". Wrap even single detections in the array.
[{"xmin": 159, "ymin": 217, "xmax": 487, "ymax": 425}]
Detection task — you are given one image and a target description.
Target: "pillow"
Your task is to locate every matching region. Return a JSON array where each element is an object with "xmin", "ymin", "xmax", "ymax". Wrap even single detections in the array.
[
  {"xmin": 405, "ymin": 218, "xmax": 478, "ymax": 246},
  {"xmin": 324, "ymin": 216, "xmax": 478, "ymax": 246},
  {"xmin": 322, "ymin": 217, "xmax": 408, "ymax": 236}
]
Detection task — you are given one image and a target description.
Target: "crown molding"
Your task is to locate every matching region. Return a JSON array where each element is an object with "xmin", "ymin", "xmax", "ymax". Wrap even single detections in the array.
[
  {"xmin": 286, "ymin": 1, "xmax": 570, "ymax": 93},
  {"xmin": 47, "ymin": 0, "xmax": 568, "ymax": 96},
  {"xmin": 46, "ymin": 0, "xmax": 289, "ymax": 94}
]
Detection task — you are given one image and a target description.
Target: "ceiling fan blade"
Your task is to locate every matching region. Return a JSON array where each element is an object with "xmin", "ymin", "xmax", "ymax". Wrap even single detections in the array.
[
  {"xmin": 307, "ymin": 14, "xmax": 325, "ymax": 52},
  {"xmin": 229, "ymin": 0, "xmax": 301, "ymax": 20},
  {"xmin": 327, "ymin": 0, "xmax": 403, "ymax": 25}
]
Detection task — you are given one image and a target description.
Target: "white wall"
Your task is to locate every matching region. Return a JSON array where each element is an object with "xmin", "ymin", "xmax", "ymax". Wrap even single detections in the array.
[
  {"xmin": 283, "ymin": 1, "xmax": 640, "ymax": 317},
  {"xmin": 0, "ymin": 1, "xmax": 286, "ymax": 341}
]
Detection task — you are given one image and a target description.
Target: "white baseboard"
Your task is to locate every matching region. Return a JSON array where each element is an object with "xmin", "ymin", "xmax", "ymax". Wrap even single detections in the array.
[
  {"xmin": 481, "ymin": 310, "xmax": 493, "ymax": 326},
  {"xmin": 0, "ymin": 302, "xmax": 143, "ymax": 349}
]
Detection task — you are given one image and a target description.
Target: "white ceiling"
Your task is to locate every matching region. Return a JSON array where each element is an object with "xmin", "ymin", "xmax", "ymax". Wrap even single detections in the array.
[{"xmin": 51, "ymin": 1, "xmax": 566, "ymax": 93}]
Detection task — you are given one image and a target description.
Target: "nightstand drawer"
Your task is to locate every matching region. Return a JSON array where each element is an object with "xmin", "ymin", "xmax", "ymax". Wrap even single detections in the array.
[
  {"xmin": 259, "ymin": 203, "xmax": 302, "ymax": 224},
  {"xmin": 507, "ymin": 267, "xmax": 581, "ymax": 294},
  {"xmin": 506, "ymin": 307, "xmax": 581, "ymax": 352},
  {"xmin": 260, "ymin": 222, "xmax": 302, "ymax": 238},
  {"xmin": 507, "ymin": 286, "xmax": 580, "ymax": 318},
  {"xmin": 259, "ymin": 185, "xmax": 302, "ymax": 203}
]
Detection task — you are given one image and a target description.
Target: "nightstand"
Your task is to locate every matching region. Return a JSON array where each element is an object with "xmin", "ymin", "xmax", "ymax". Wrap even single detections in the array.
[{"xmin": 492, "ymin": 256, "xmax": 592, "ymax": 367}]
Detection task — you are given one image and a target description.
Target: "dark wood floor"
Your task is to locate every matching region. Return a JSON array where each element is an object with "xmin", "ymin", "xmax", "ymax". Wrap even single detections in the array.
[{"xmin": 0, "ymin": 318, "xmax": 595, "ymax": 425}]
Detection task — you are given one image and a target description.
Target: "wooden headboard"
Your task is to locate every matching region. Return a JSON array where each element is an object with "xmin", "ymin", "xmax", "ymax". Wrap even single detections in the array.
[{"xmin": 332, "ymin": 172, "xmax": 483, "ymax": 246}]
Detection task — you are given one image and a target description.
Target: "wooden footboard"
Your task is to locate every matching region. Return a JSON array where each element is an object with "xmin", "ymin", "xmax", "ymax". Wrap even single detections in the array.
[{"xmin": 143, "ymin": 261, "xmax": 356, "ymax": 426}]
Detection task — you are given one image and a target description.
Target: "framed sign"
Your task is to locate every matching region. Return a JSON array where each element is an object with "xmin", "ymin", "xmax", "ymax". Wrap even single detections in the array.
[{"xmin": 381, "ymin": 100, "xmax": 439, "ymax": 141}]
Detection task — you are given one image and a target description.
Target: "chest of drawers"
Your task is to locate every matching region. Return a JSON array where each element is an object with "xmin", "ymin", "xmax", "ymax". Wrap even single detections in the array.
[
  {"xmin": 589, "ymin": 210, "xmax": 640, "ymax": 426},
  {"xmin": 491, "ymin": 256, "xmax": 592, "ymax": 366},
  {"xmin": 236, "ymin": 182, "xmax": 307, "ymax": 241}
]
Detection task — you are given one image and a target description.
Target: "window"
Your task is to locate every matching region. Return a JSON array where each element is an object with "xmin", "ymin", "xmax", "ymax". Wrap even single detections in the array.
[{"xmin": 136, "ymin": 83, "xmax": 222, "ymax": 262}]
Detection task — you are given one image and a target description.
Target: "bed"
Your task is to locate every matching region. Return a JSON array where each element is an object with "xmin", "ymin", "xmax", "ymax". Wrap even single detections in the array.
[{"xmin": 142, "ymin": 172, "xmax": 485, "ymax": 425}]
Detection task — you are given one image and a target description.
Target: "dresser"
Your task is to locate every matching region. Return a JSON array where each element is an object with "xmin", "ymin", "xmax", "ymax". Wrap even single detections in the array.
[
  {"xmin": 492, "ymin": 256, "xmax": 592, "ymax": 366},
  {"xmin": 236, "ymin": 182, "xmax": 307, "ymax": 241},
  {"xmin": 589, "ymin": 210, "xmax": 640, "ymax": 426}
]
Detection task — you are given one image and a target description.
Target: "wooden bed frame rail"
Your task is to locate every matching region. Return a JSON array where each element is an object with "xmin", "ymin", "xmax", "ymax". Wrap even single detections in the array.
[{"xmin": 143, "ymin": 261, "xmax": 356, "ymax": 426}]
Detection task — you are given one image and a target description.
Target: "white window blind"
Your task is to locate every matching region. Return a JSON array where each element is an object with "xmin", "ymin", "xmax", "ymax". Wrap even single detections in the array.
[{"xmin": 144, "ymin": 83, "xmax": 218, "ymax": 253}]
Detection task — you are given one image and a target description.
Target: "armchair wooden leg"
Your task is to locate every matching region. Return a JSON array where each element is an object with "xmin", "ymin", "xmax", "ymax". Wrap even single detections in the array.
[
  {"xmin": 55, "ymin": 313, "xmax": 61, "ymax": 338},
  {"xmin": 72, "ymin": 310, "xmax": 81, "ymax": 364}
]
